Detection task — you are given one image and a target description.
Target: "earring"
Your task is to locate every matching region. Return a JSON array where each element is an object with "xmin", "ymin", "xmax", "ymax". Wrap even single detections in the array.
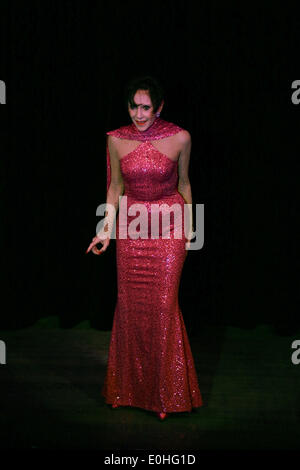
[{"xmin": 156, "ymin": 112, "xmax": 160, "ymax": 117}]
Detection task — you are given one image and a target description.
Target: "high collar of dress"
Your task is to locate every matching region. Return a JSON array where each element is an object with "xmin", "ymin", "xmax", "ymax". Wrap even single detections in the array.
[{"xmin": 106, "ymin": 117, "xmax": 183, "ymax": 141}]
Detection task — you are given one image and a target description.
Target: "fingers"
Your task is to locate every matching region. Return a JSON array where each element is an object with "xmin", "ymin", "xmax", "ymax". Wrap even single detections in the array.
[
  {"xmin": 86, "ymin": 240, "xmax": 100, "ymax": 255},
  {"xmin": 86, "ymin": 237, "xmax": 110, "ymax": 255},
  {"xmin": 85, "ymin": 243, "xmax": 95, "ymax": 254},
  {"xmin": 92, "ymin": 246, "xmax": 103, "ymax": 255},
  {"xmin": 87, "ymin": 243, "xmax": 103, "ymax": 255}
]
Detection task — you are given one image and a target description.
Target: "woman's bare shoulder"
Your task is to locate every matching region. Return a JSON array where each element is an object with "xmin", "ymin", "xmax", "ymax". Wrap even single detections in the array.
[
  {"xmin": 107, "ymin": 133, "xmax": 120, "ymax": 141},
  {"xmin": 176, "ymin": 129, "xmax": 191, "ymax": 143},
  {"xmin": 107, "ymin": 134, "xmax": 123, "ymax": 149},
  {"xmin": 174, "ymin": 129, "xmax": 191, "ymax": 155},
  {"xmin": 107, "ymin": 135, "xmax": 121, "ymax": 160}
]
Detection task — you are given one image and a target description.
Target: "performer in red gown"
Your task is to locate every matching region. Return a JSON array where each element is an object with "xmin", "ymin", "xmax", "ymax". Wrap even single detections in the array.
[{"xmin": 86, "ymin": 76, "xmax": 203, "ymax": 420}]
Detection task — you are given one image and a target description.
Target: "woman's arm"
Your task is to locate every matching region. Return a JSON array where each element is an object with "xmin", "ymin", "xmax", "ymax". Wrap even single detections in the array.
[
  {"xmin": 177, "ymin": 130, "xmax": 194, "ymax": 239},
  {"xmin": 102, "ymin": 135, "xmax": 124, "ymax": 236}
]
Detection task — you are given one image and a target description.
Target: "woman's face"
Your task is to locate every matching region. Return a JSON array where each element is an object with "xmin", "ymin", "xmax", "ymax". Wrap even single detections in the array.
[{"xmin": 128, "ymin": 89, "xmax": 163, "ymax": 131}]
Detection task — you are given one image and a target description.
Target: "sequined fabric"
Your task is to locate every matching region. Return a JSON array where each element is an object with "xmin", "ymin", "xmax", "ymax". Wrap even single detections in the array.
[{"xmin": 101, "ymin": 118, "xmax": 203, "ymax": 413}]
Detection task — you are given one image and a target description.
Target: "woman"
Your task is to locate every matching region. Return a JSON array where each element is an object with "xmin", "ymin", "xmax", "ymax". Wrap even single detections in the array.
[{"xmin": 86, "ymin": 76, "xmax": 203, "ymax": 420}]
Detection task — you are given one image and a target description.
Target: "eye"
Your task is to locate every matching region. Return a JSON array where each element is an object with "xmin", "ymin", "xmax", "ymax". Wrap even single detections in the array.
[
  {"xmin": 143, "ymin": 106, "xmax": 150, "ymax": 110},
  {"xmin": 130, "ymin": 104, "xmax": 137, "ymax": 109}
]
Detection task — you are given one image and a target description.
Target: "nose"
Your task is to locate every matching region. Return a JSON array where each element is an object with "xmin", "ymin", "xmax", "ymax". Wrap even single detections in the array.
[{"xmin": 137, "ymin": 107, "xmax": 143, "ymax": 118}]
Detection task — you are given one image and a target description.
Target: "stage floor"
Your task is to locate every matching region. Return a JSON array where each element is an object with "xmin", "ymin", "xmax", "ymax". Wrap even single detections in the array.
[{"xmin": 0, "ymin": 318, "xmax": 299, "ymax": 450}]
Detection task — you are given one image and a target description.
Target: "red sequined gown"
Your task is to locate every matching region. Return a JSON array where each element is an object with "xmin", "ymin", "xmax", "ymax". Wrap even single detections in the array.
[{"xmin": 101, "ymin": 117, "xmax": 203, "ymax": 413}]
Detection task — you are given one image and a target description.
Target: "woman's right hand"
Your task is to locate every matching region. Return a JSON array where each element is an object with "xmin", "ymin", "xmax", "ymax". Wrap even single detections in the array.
[{"xmin": 86, "ymin": 230, "xmax": 110, "ymax": 255}]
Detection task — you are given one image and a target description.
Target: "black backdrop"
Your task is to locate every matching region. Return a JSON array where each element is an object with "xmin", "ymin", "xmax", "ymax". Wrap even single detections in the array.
[{"xmin": 1, "ymin": 1, "xmax": 298, "ymax": 333}]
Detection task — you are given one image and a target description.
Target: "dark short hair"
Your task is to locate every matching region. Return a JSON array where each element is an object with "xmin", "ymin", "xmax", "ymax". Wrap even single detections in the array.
[{"xmin": 124, "ymin": 75, "xmax": 164, "ymax": 114}]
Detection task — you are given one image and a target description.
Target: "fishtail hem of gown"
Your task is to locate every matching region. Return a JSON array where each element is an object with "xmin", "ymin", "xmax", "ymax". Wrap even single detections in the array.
[{"xmin": 101, "ymin": 391, "xmax": 203, "ymax": 414}]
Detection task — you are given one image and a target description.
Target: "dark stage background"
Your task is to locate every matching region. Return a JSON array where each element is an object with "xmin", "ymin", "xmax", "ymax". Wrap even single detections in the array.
[{"xmin": 1, "ymin": 1, "xmax": 299, "ymax": 334}]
